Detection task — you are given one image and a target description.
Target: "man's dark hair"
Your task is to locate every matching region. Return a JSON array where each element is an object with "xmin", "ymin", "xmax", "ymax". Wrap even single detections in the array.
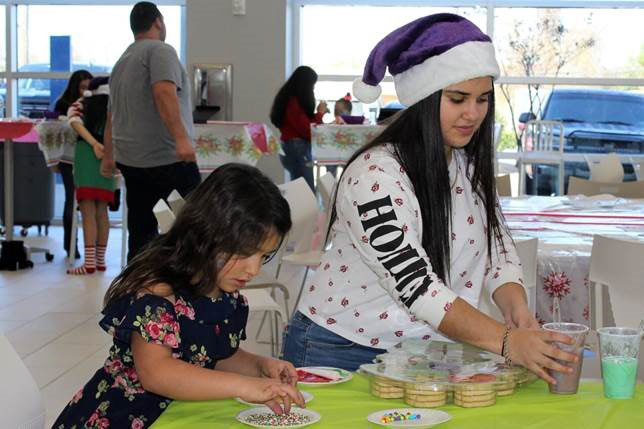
[{"xmin": 130, "ymin": 1, "xmax": 162, "ymax": 34}]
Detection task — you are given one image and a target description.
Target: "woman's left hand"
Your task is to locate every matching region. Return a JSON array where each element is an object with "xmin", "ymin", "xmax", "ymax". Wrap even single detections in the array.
[{"xmin": 259, "ymin": 357, "xmax": 298, "ymax": 387}]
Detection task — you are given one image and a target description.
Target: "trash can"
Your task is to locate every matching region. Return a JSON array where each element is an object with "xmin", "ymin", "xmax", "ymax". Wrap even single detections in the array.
[{"xmin": 0, "ymin": 141, "xmax": 55, "ymax": 236}]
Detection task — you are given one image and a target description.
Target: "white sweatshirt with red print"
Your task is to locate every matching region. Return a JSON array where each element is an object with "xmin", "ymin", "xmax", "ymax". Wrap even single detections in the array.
[{"xmin": 298, "ymin": 145, "xmax": 524, "ymax": 349}]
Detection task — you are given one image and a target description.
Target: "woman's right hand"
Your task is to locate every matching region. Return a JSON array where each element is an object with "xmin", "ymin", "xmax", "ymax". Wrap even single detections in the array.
[
  {"xmin": 506, "ymin": 328, "xmax": 579, "ymax": 385},
  {"xmin": 238, "ymin": 377, "xmax": 305, "ymax": 415},
  {"xmin": 316, "ymin": 101, "xmax": 329, "ymax": 115}
]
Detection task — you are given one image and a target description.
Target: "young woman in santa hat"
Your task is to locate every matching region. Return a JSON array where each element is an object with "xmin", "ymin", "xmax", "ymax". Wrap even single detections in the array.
[{"xmin": 283, "ymin": 13, "xmax": 578, "ymax": 386}]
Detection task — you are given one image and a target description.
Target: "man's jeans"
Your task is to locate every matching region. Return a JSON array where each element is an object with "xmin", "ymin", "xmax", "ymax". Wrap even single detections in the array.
[{"xmin": 117, "ymin": 161, "xmax": 201, "ymax": 261}]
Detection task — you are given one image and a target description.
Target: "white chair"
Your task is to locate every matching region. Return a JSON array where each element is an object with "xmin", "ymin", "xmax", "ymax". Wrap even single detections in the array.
[
  {"xmin": 152, "ymin": 199, "xmax": 175, "ymax": 234},
  {"xmin": 249, "ymin": 178, "xmax": 320, "ymax": 350},
  {"xmin": 479, "ymin": 238, "xmax": 539, "ymax": 322},
  {"xmin": 588, "ymin": 235, "xmax": 644, "ymax": 329},
  {"xmin": 255, "ymin": 153, "xmax": 285, "ymax": 185},
  {"xmin": 518, "ymin": 120, "xmax": 565, "ymax": 195},
  {"xmin": 496, "ymin": 174, "xmax": 512, "ymax": 197},
  {"xmin": 317, "ymin": 172, "xmax": 337, "ymax": 213},
  {"xmin": 0, "ymin": 334, "xmax": 45, "ymax": 429},
  {"xmin": 584, "ymin": 153, "xmax": 624, "ymax": 183},
  {"xmin": 567, "ymin": 176, "xmax": 644, "ymax": 198}
]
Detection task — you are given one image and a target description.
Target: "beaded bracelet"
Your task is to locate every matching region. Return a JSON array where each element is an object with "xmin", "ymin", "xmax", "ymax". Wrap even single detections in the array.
[{"xmin": 501, "ymin": 326, "xmax": 512, "ymax": 367}]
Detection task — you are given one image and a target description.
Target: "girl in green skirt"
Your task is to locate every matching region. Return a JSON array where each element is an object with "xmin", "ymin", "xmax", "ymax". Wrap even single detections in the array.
[{"xmin": 68, "ymin": 77, "xmax": 115, "ymax": 275}]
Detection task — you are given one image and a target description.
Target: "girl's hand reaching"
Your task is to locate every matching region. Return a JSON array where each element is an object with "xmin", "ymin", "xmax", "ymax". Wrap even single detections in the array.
[
  {"xmin": 93, "ymin": 143, "xmax": 105, "ymax": 160},
  {"xmin": 238, "ymin": 377, "xmax": 305, "ymax": 415},
  {"xmin": 259, "ymin": 357, "xmax": 298, "ymax": 387},
  {"xmin": 316, "ymin": 101, "xmax": 329, "ymax": 115}
]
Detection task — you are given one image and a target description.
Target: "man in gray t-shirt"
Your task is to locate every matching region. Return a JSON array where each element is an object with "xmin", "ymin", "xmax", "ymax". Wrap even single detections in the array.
[{"xmin": 101, "ymin": 1, "xmax": 201, "ymax": 261}]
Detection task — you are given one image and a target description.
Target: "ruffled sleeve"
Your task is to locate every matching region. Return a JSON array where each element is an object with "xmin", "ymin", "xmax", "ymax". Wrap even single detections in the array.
[{"xmin": 99, "ymin": 294, "xmax": 181, "ymax": 349}]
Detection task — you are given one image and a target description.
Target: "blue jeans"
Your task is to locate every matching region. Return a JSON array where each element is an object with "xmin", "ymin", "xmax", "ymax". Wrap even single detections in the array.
[
  {"xmin": 281, "ymin": 311, "xmax": 386, "ymax": 371},
  {"xmin": 279, "ymin": 138, "xmax": 314, "ymax": 190}
]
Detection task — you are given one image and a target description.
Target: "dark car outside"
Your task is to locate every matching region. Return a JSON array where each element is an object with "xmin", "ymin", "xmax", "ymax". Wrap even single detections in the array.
[{"xmin": 519, "ymin": 88, "xmax": 644, "ymax": 195}]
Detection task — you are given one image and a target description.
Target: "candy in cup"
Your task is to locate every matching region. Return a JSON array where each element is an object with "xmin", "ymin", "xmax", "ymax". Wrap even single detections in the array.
[
  {"xmin": 542, "ymin": 322, "xmax": 589, "ymax": 394},
  {"xmin": 598, "ymin": 326, "xmax": 642, "ymax": 399}
]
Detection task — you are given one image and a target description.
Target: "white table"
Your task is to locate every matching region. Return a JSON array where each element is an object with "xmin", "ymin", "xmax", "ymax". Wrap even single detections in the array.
[{"xmin": 501, "ymin": 195, "xmax": 644, "ymax": 325}]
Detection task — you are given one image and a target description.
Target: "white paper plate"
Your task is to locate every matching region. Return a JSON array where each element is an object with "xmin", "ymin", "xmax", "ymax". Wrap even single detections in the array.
[
  {"xmin": 367, "ymin": 408, "xmax": 451, "ymax": 428},
  {"xmin": 296, "ymin": 366, "xmax": 353, "ymax": 385},
  {"xmin": 236, "ymin": 407, "xmax": 321, "ymax": 428},
  {"xmin": 236, "ymin": 390, "xmax": 313, "ymax": 407}
]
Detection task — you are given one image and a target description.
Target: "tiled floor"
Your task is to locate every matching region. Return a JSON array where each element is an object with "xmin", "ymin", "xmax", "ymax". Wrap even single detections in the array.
[{"xmin": 0, "ymin": 226, "xmax": 303, "ymax": 427}]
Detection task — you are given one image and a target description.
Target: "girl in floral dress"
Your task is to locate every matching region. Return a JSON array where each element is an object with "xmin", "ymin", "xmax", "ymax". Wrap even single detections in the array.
[
  {"xmin": 283, "ymin": 14, "xmax": 579, "ymax": 384},
  {"xmin": 54, "ymin": 164, "xmax": 304, "ymax": 428}
]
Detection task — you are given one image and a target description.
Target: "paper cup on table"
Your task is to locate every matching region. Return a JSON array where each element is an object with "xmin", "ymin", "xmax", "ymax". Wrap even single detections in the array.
[
  {"xmin": 542, "ymin": 322, "xmax": 589, "ymax": 394},
  {"xmin": 598, "ymin": 327, "xmax": 641, "ymax": 399}
]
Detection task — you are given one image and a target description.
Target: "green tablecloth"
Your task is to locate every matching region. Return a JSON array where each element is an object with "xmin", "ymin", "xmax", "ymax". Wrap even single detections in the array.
[{"xmin": 152, "ymin": 375, "xmax": 643, "ymax": 428}]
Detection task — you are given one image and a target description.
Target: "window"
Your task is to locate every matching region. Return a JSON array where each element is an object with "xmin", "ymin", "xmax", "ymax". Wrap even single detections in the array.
[
  {"xmin": 0, "ymin": 5, "xmax": 5, "ymax": 72},
  {"xmin": 17, "ymin": 5, "xmax": 182, "ymax": 72},
  {"xmin": 494, "ymin": 8, "xmax": 644, "ymax": 79}
]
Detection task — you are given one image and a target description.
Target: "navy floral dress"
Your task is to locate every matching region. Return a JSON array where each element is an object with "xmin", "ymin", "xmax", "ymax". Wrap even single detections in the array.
[{"xmin": 53, "ymin": 289, "xmax": 249, "ymax": 429}]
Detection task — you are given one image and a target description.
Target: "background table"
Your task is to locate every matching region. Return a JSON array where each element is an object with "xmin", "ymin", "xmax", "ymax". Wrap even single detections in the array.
[
  {"xmin": 152, "ymin": 374, "xmax": 644, "ymax": 428},
  {"xmin": 195, "ymin": 121, "xmax": 279, "ymax": 171},
  {"xmin": 501, "ymin": 195, "xmax": 644, "ymax": 325},
  {"xmin": 35, "ymin": 120, "xmax": 77, "ymax": 167},
  {"xmin": 311, "ymin": 124, "xmax": 384, "ymax": 166}
]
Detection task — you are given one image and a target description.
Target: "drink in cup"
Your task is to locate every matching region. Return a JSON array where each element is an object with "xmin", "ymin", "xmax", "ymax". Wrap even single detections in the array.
[
  {"xmin": 598, "ymin": 327, "xmax": 641, "ymax": 399},
  {"xmin": 542, "ymin": 322, "xmax": 589, "ymax": 394}
]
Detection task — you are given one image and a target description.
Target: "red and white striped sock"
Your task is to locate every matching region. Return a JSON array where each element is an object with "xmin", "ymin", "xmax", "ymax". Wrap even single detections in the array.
[
  {"xmin": 67, "ymin": 245, "xmax": 96, "ymax": 275},
  {"xmin": 96, "ymin": 244, "xmax": 107, "ymax": 271}
]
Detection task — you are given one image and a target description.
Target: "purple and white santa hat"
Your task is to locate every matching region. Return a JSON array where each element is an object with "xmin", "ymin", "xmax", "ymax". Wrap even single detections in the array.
[
  {"xmin": 82, "ymin": 76, "xmax": 110, "ymax": 98},
  {"xmin": 353, "ymin": 13, "xmax": 500, "ymax": 107}
]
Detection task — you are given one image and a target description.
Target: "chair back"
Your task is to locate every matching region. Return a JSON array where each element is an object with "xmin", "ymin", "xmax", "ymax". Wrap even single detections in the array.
[
  {"xmin": 256, "ymin": 153, "xmax": 285, "ymax": 185},
  {"xmin": 629, "ymin": 156, "xmax": 642, "ymax": 181},
  {"xmin": 589, "ymin": 235, "xmax": 644, "ymax": 329},
  {"xmin": 278, "ymin": 178, "xmax": 320, "ymax": 254},
  {"xmin": 317, "ymin": 172, "xmax": 337, "ymax": 213},
  {"xmin": 584, "ymin": 153, "xmax": 624, "ymax": 183},
  {"xmin": 0, "ymin": 334, "xmax": 45, "ymax": 429},
  {"xmin": 152, "ymin": 198, "xmax": 176, "ymax": 234},
  {"xmin": 478, "ymin": 238, "xmax": 539, "ymax": 320},
  {"xmin": 567, "ymin": 176, "xmax": 644, "ymax": 198},
  {"xmin": 493, "ymin": 122, "xmax": 503, "ymax": 151},
  {"xmin": 521, "ymin": 120, "xmax": 564, "ymax": 153},
  {"xmin": 496, "ymin": 174, "xmax": 512, "ymax": 197}
]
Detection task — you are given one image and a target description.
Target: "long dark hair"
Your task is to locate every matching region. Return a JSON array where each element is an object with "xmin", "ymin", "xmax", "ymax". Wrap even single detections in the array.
[
  {"xmin": 328, "ymin": 89, "xmax": 502, "ymax": 283},
  {"xmin": 270, "ymin": 65, "xmax": 318, "ymax": 128},
  {"xmin": 56, "ymin": 70, "xmax": 93, "ymax": 106},
  {"xmin": 83, "ymin": 95, "xmax": 109, "ymax": 142},
  {"xmin": 104, "ymin": 164, "xmax": 292, "ymax": 308}
]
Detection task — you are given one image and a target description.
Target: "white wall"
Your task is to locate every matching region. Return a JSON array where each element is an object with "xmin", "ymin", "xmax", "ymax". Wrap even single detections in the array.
[{"xmin": 186, "ymin": 0, "xmax": 288, "ymax": 123}]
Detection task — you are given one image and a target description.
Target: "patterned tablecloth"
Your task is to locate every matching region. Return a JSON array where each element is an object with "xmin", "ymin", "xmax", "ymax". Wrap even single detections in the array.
[
  {"xmin": 33, "ymin": 120, "xmax": 278, "ymax": 170},
  {"xmin": 195, "ymin": 121, "xmax": 279, "ymax": 171},
  {"xmin": 311, "ymin": 124, "xmax": 384, "ymax": 165},
  {"xmin": 35, "ymin": 120, "xmax": 78, "ymax": 166},
  {"xmin": 501, "ymin": 195, "xmax": 644, "ymax": 325}
]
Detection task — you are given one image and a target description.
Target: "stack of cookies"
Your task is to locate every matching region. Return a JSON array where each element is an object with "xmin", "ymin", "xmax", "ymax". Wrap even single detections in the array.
[
  {"xmin": 370, "ymin": 376, "xmax": 404, "ymax": 399},
  {"xmin": 403, "ymin": 381, "xmax": 448, "ymax": 408},
  {"xmin": 453, "ymin": 382, "xmax": 496, "ymax": 408}
]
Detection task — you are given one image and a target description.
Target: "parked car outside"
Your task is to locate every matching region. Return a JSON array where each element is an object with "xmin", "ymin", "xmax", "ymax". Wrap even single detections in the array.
[
  {"xmin": 0, "ymin": 63, "xmax": 111, "ymax": 118},
  {"xmin": 519, "ymin": 88, "xmax": 644, "ymax": 195}
]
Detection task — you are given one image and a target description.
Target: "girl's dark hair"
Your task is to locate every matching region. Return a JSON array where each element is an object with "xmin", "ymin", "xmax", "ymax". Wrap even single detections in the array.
[
  {"xmin": 104, "ymin": 164, "xmax": 292, "ymax": 308},
  {"xmin": 56, "ymin": 70, "xmax": 93, "ymax": 107},
  {"xmin": 83, "ymin": 95, "xmax": 109, "ymax": 142},
  {"xmin": 328, "ymin": 88, "xmax": 502, "ymax": 283},
  {"xmin": 270, "ymin": 66, "xmax": 318, "ymax": 128}
]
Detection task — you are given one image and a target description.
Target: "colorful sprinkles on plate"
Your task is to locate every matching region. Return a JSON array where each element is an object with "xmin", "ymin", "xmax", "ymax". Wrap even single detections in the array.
[
  {"xmin": 245, "ymin": 412, "xmax": 312, "ymax": 426},
  {"xmin": 380, "ymin": 411, "xmax": 422, "ymax": 423}
]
